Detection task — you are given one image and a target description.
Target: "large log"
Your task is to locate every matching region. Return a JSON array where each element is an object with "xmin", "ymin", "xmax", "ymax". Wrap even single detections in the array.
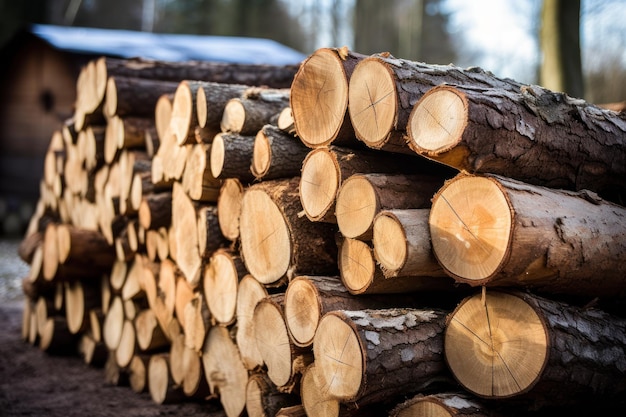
[
  {"xmin": 239, "ymin": 177, "xmax": 339, "ymax": 286},
  {"xmin": 407, "ymin": 84, "xmax": 626, "ymax": 203},
  {"xmin": 429, "ymin": 173, "xmax": 626, "ymax": 297},
  {"xmin": 348, "ymin": 54, "xmax": 524, "ymax": 154},
  {"xmin": 290, "ymin": 47, "xmax": 367, "ymax": 148},
  {"xmin": 313, "ymin": 308, "xmax": 451, "ymax": 407},
  {"xmin": 444, "ymin": 290, "xmax": 626, "ymax": 409}
]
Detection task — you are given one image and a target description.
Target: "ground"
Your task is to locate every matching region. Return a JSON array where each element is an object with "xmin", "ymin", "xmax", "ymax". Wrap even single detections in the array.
[{"xmin": 0, "ymin": 238, "xmax": 224, "ymax": 417}]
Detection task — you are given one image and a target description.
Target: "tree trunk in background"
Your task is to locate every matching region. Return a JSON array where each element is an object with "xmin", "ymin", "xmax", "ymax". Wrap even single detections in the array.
[{"xmin": 540, "ymin": 0, "xmax": 584, "ymax": 98}]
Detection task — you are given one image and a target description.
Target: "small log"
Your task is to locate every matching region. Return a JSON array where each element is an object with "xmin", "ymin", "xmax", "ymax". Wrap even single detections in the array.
[
  {"xmin": 171, "ymin": 182, "xmax": 202, "ymax": 286},
  {"xmin": 128, "ymin": 354, "xmax": 151, "ymax": 393},
  {"xmin": 246, "ymin": 373, "xmax": 300, "ymax": 417},
  {"xmin": 220, "ymin": 87, "xmax": 290, "ymax": 135},
  {"xmin": 210, "ymin": 132, "xmax": 257, "ymax": 184},
  {"xmin": 79, "ymin": 333, "xmax": 108, "ymax": 367},
  {"xmin": 445, "ymin": 290, "xmax": 626, "ymax": 409},
  {"xmin": 103, "ymin": 295, "xmax": 125, "ymax": 351},
  {"xmin": 235, "ymin": 274, "xmax": 268, "ymax": 371},
  {"xmin": 196, "ymin": 81, "xmax": 250, "ymax": 132},
  {"xmin": 135, "ymin": 308, "xmax": 169, "ymax": 352},
  {"xmin": 197, "ymin": 205, "xmax": 229, "ymax": 259},
  {"xmin": 277, "ymin": 107, "xmax": 295, "ymax": 135},
  {"xmin": 313, "ymin": 308, "xmax": 450, "ymax": 406},
  {"xmin": 253, "ymin": 294, "xmax": 314, "ymax": 392},
  {"xmin": 300, "ymin": 363, "xmax": 348, "ymax": 417},
  {"xmin": 217, "ymin": 178, "xmax": 245, "ymax": 242},
  {"xmin": 335, "ymin": 172, "xmax": 445, "ymax": 240},
  {"xmin": 182, "ymin": 291, "xmax": 211, "ymax": 354},
  {"xmin": 39, "ymin": 316, "xmax": 78, "ymax": 355},
  {"xmin": 291, "ymin": 47, "xmax": 367, "ymax": 148},
  {"xmin": 115, "ymin": 319, "xmax": 136, "ymax": 368},
  {"xmin": 239, "ymin": 177, "xmax": 338, "ymax": 286},
  {"xmin": 138, "ymin": 191, "xmax": 172, "ymax": 231},
  {"xmin": 429, "ymin": 173, "xmax": 626, "ymax": 297},
  {"xmin": 251, "ymin": 124, "xmax": 310, "ymax": 181},
  {"xmin": 407, "ymin": 84, "xmax": 626, "ymax": 203},
  {"xmin": 181, "ymin": 342, "xmax": 211, "ymax": 399},
  {"xmin": 203, "ymin": 248, "xmax": 247, "ymax": 326},
  {"xmin": 202, "ymin": 326, "xmax": 249, "ymax": 417},
  {"xmin": 181, "ymin": 143, "xmax": 222, "ymax": 202},
  {"xmin": 104, "ymin": 75, "xmax": 179, "ymax": 118},
  {"xmin": 64, "ymin": 280, "xmax": 100, "ymax": 335},
  {"xmin": 170, "ymin": 80, "xmax": 213, "ymax": 146},
  {"xmin": 148, "ymin": 353, "xmax": 186, "ymax": 404},
  {"xmin": 56, "ymin": 223, "xmax": 116, "ymax": 270}
]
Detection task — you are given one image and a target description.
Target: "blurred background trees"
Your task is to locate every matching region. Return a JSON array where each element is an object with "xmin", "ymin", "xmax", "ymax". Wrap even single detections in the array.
[{"xmin": 0, "ymin": 0, "xmax": 625, "ymax": 104}]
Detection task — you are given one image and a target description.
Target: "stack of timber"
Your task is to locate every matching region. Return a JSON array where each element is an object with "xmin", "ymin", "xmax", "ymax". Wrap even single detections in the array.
[{"xmin": 17, "ymin": 46, "xmax": 626, "ymax": 417}]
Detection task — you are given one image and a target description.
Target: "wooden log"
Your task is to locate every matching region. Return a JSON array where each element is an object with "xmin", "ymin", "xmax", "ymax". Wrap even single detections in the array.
[
  {"xmin": 104, "ymin": 353, "xmax": 129, "ymax": 387},
  {"xmin": 197, "ymin": 205, "xmax": 229, "ymax": 259},
  {"xmin": 170, "ymin": 80, "xmax": 213, "ymax": 146},
  {"xmin": 251, "ymin": 124, "xmax": 310, "ymax": 181},
  {"xmin": 283, "ymin": 275, "xmax": 447, "ymax": 348},
  {"xmin": 201, "ymin": 326, "xmax": 249, "ymax": 417},
  {"xmin": 300, "ymin": 363, "xmax": 343, "ymax": 417},
  {"xmin": 155, "ymin": 93, "xmax": 174, "ymax": 142},
  {"xmin": 239, "ymin": 177, "xmax": 339, "ymax": 286},
  {"xmin": 196, "ymin": 81, "xmax": 250, "ymax": 132},
  {"xmin": 104, "ymin": 116, "xmax": 152, "ymax": 164},
  {"xmin": 372, "ymin": 209, "xmax": 447, "ymax": 278},
  {"xmin": 348, "ymin": 54, "xmax": 524, "ymax": 153},
  {"xmin": 235, "ymin": 274, "xmax": 268, "ymax": 371},
  {"xmin": 275, "ymin": 405, "xmax": 307, "ymax": 417},
  {"xmin": 277, "ymin": 107, "xmax": 295, "ymax": 135},
  {"xmin": 64, "ymin": 280, "xmax": 100, "ymax": 335},
  {"xmin": 313, "ymin": 308, "xmax": 450, "ymax": 406},
  {"xmin": 217, "ymin": 178, "xmax": 245, "ymax": 242},
  {"xmin": 104, "ymin": 76, "xmax": 179, "ymax": 118},
  {"xmin": 290, "ymin": 47, "xmax": 367, "ymax": 148},
  {"xmin": 83, "ymin": 125, "xmax": 106, "ymax": 172},
  {"xmin": 180, "ymin": 342, "xmax": 211, "ymax": 399},
  {"xmin": 335, "ymin": 173, "xmax": 445, "ymax": 240},
  {"xmin": 389, "ymin": 392, "xmax": 495, "ymax": 417},
  {"xmin": 246, "ymin": 373, "xmax": 300, "ymax": 417},
  {"xmin": 148, "ymin": 353, "xmax": 186, "ymax": 404},
  {"xmin": 210, "ymin": 132, "xmax": 256, "ymax": 184},
  {"xmin": 174, "ymin": 274, "xmax": 195, "ymax": 331},
  {"xmin": 253, "ymin": 294, "xmax": 314, "ymax": 392},
  {"xmin": 115, "ymin": 319, "xmax": 136, "ymax": 368},
  {"xmin": 138, "ymin": 191, "xmax": 172, "ymax": 231},
  {"xmin": 220, "ymin": 87, "xmax": 290, "ymax": 135},
  {"xmin": 168, "ymin": 320, "xmax": 186, "ymax": 385},
  {"xmin": 444, "ymin": 290, "xmax": 626, "ymax": 409},
  {"xmin": 299, "ymin": 145, "xmax": 448, "ymax": 223},
  {"xmin": 18, "ymin": 230, "xmax": 43, "ymax": 264},
  {"xmin": 39, "ymin": 316, "xmax": 78, "ymax": 355},
  {"xmin": 203, "ymin": 248, "xmax": 247, "ymax": 326},
  {"xmin": 135, "ymin": 308, "xmax": 169, "ymax": 352},
  {"xmin": 128, "ymin": 354, "xmax": 151, "ymax": 393},
  {"xmin": 181, "ymin": 143, "xmax": 222, "ymax": 202},
  {"xmin": 103, "ymin": 295, "xmax": 125, "ymax": 351},
  {"xmin": 182, "ymin": 291, "xmax": 211, "ymax": 354},
  {"xmin": 338, "ymin": 237, "xmax": 457, "ymax": 295},
  {"xmin": 56, "ymin": 223, "xmax": 115, "ymax": 270},
  {"xmin": 407, "ymin": 84, "xmax": 626, "ymax": 203},
  {"xmin": 429, "ymin": 173, "xmax": 626, "ymax": 297},
  {"xmin": 79, "ymin": 333, "xmax": 108, "ymax": 367},
  {"xmin": 171, "ymin": 182, "xmax": 202, "ymax": 286}
]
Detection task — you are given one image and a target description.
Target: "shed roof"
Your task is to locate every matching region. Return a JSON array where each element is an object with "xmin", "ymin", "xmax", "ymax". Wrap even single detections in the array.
[{"xmin": 29, "ymin": 24, "xmax": 306, "ymax": 65}]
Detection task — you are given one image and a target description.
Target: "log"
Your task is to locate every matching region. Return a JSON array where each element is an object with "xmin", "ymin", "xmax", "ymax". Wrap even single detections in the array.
[
  {"xmin": 235, "ymin": 274, "xmax": 268, "ymax": 371},
  {"xmin": 335, "ymin": 173, "xmax": 445, "ymax": 240},
  {"xmin": 138, "ymin": 191, "xmax": 172, "ymax": 231},
  {"xmin": 371, "ymin": 209, "xmax": 447, "ymax": 278},
  {"xmin": 79, "ymin": 333, "xmax": 108, "ymax": 367},
  {"xmin": 201, "ymin": 326, "xmax": 249, "ymax": 417},
  {"xmin": 283, "ymin": 275, "xmax": 447, "ymax": 348},
  {"xmin": 103, "ymin": 295, "xmax": 125, "ymax": 350},
  {"xmin": 174, "ymin": 274, "xmax": 195, "ymax": 330},
  {"xmin": 181, "ymin": 143, "xmax": 222, "ymax": 202},
  {"xmin": 115, "ymin": 319, "xmax": 136, "ymax": 368},
  {"xmin": 203, "ymin": 248, "xmax": 247, "ymax": 326},
  {"xmin": 197, "ymin": 205, "xmax": 229, "ymax": 259},
  {"xmin": 217, "ymin": 178, "xmax": 245, "ymax": 242},
  {"xmin": 104, "ymin": 353, "xmax": 129, "ymax": 387},
  {"xmin": 313, "ymin": 308, "xmax": 450, "ymax": 406},
  {"xmin": 338, "ymin": 237, "xmax": 457, "ymax": 295},
  {"xmin": 277, "ymin": 107, "xmax": 296, "ymax": 135},
  {"xmin": 407, "ymin": 84, "xmax": 626, "ymax": 204},
  {"xmin": 170, "ymin": 80, "xmax": 213, "ymax": 146},
  {"xmin": 104, "ymin": 76, "xmax": 179, "ymax": 118},
  {"xmin": 389, "ymin": 392, "xmax": 495, "ymax": 417},
  {"xmin": 182, "ymin": 291, "xmax": 211, "ymax": 354},
  {"xmin": 18, "ymin": 230, "xmax": 43, "ymax": 264},
  {"xmin": 246, "ymin": 373, "xmax": 300, "ymax": 417},
  {"xmin": 180, "ymin": 342, "xmax": 211, "ymax": 399},
  {"xmin": 251, "ymin": 124, "xmax": 310, "ymax": 181},
  {"xmin": 135, "ymin": 308, "xmax": 169, "ymax": 352},
  {"xmin": 239, "ymin": 177, "xmax": 339, "ymax": 286},
  {"xmin": 171, "ymin": 182, "xmax": 202, "ymax": 286},
  {"xmin": 348, "ymin": 54, "xmax": 524, "ymax": 153},
  {"xmin": 155, "ymin": 93, "xmax": 175, "ymax": 144},
  {"xmin": 444, "ymin": 290, "xmax": 626, "ymax": 409},
  {"xmin": 64, "ymin": 280, "xmax": 100, "ymax": 335},
  {"xmin": 196, "ymin": 81, "xmax": 250, "ymax": 132},
  {"xmin": 39, "ymin": 316, "xmax": 78, "ymax": 355},
  {"xmin": 290, "ymin": 47, "xmax": 367, "ymax": 148},
  {"xmin": 128, "ymin": 354, "xmax": 151, "ymax": 393},
  {"xmin": 429, "ymin": 173, "xmax": 626, "ymax": 297},
  {"xmin": 56, "ymin": 224, "xmax": 115, "ymax": 270},
  {"xmin": 300, "ymin": 363, "xmax": 344, "ymax": 417},
  {"xmin": 148, "ymin": 353, "xmax": 186, "ymax": 404},
  {"xmin": 210, "ymin": 132, "xmax": 257, "ymax": 183},
  {"xmin": 253, "ymin": 294, "xmax": 314, "ymax": 391},
  {"xmin": 220, "ymin": 87, "xmax": 290, "ymax": 135},
  {"xmin": 299, "ymin": 145, "xmax": 448, "ymax": 223}
]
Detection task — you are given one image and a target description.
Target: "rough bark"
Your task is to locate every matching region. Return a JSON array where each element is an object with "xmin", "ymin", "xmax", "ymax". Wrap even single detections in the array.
[
  {"xmin": 389, "ymin": 392, "xmax": 495, "ymax": 417},
  {"xmin": 251, "ymin": 124, "xmax": 310, "ymax": 181},
  {"xmin": 196, "ymin": 205, "xmax": 229, "ymax": 259},
  {"xmin": 313, "ymin": 308, "xmax": 450, "ymax": 406},
  {"xmin": 196, "ymin": 81, "xmax": 250, "ymax": 132},
  {"xmin": 246, "ymin": 373, "xmax": 300, "ymax": 417},
  {"xmin": 429, "ymin": 172, "xmax": 626, "ymax": 297},
  {"xmin": 407, "ymin": 84, "xmax": 626, "ymax": 204},
  {"xmin": 181, "ymin": 143, "xmax": 222, "ymax": 202},
  {"xmin": 445, "ymin": 290, "xmax": 626, "ymax": 409},
  {"xmin": 220, "ymin": 87, "xmax": 290, "ymax": 135},
  {"xmin": 138, "ymin": 191, "xmax": 172, "ymax": 231},
  {"xmin": 210, "ymin": 132, "xmax": 257, "ymax": 184},
  {"xmin": 104, "ymin": 76, "xmax": 179, "ymax": 118}
]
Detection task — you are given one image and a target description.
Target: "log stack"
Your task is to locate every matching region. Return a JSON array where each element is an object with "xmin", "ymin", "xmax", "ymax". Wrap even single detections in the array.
[{"xmin": 17, "ymin": 46, "xmax": 626, "ymax": 417}]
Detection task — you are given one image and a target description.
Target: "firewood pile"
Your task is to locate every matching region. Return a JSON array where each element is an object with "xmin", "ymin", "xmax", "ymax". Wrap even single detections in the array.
[{"xmin": 17, "ymin": 46, "xmax": 626, "ymax": 416}]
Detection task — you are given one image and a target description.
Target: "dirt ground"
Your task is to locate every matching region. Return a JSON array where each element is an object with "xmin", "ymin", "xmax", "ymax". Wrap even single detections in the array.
[{"xmin": 0, "ymin": 300, "xmax": 227, "ymax": 417}]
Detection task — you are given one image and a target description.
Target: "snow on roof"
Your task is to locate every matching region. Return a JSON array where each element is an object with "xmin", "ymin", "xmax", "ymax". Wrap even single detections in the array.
[{"xmin": 29, "ymin": 24, "xmax": 306, "ymax": 66}]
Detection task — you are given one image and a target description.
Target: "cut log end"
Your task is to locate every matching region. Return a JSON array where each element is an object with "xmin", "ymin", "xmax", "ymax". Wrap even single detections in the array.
[
  {"xmin": 196, "ymin": 85, "xmax": 208, "ymax": 128},
  {"xmin": 104, "ymin": 77, "xmax": 118, "ymax": 118},
  {"xmin": 348, "ymin": 58, "xmax": 397, "ymax": 147},
  {"xmin": 251, "ymin": 130, "xmax": 271, "ymax": 178},
  {"xmin": 299, "ymin": 148, "xmax": 339, "ymax": 222},
  {"xmin": 291, "ymin": 49, "xmax": 349, "ymax": 147},
  {"xmin": 220, "ymin": 99, "xmax": 246, "ymax": 133},
  {"xmin": 335, "ymin": 174, "xmax": 378, "ymax": 239},
  {"xmin": 209, "ymin": 133, "xmax": 226, "ymax": 179},
  {"xmin": 372, "ymin": 211, "xmax": 407, "ymax": 273},
  {"xmin": 444, "ymin": 291, "xmax": 548, "ymax": 398},
  {"xmin": 284, "ymin": 277, "xmax": 321, "ymax": 347},
  {"xmin": 171, "ymin": 82, "xmax": 195, "ymax": 146},
  {"xmin": 253, "ymin": 299, "xmax": 293, "ymax": 387},
  {"xmin": 407, "ymin": 86, "xmax": 468, "ymax": 155},
  {"xmin": 313, "ymin": 312, "xmax": 363, "ymax": 401},
  {"xmin": 429, "ymin": 175, "xmax": 511, "ymax": 282},
  {"xmin": 338, "ymin": 238, "xmax": 375, "ymax": 294}
]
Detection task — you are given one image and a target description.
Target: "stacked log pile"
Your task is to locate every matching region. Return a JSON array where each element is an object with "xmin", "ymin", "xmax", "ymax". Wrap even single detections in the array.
[{"xmin": 17, "ymin": 46, "xmax": 626, "ymax": 417}]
